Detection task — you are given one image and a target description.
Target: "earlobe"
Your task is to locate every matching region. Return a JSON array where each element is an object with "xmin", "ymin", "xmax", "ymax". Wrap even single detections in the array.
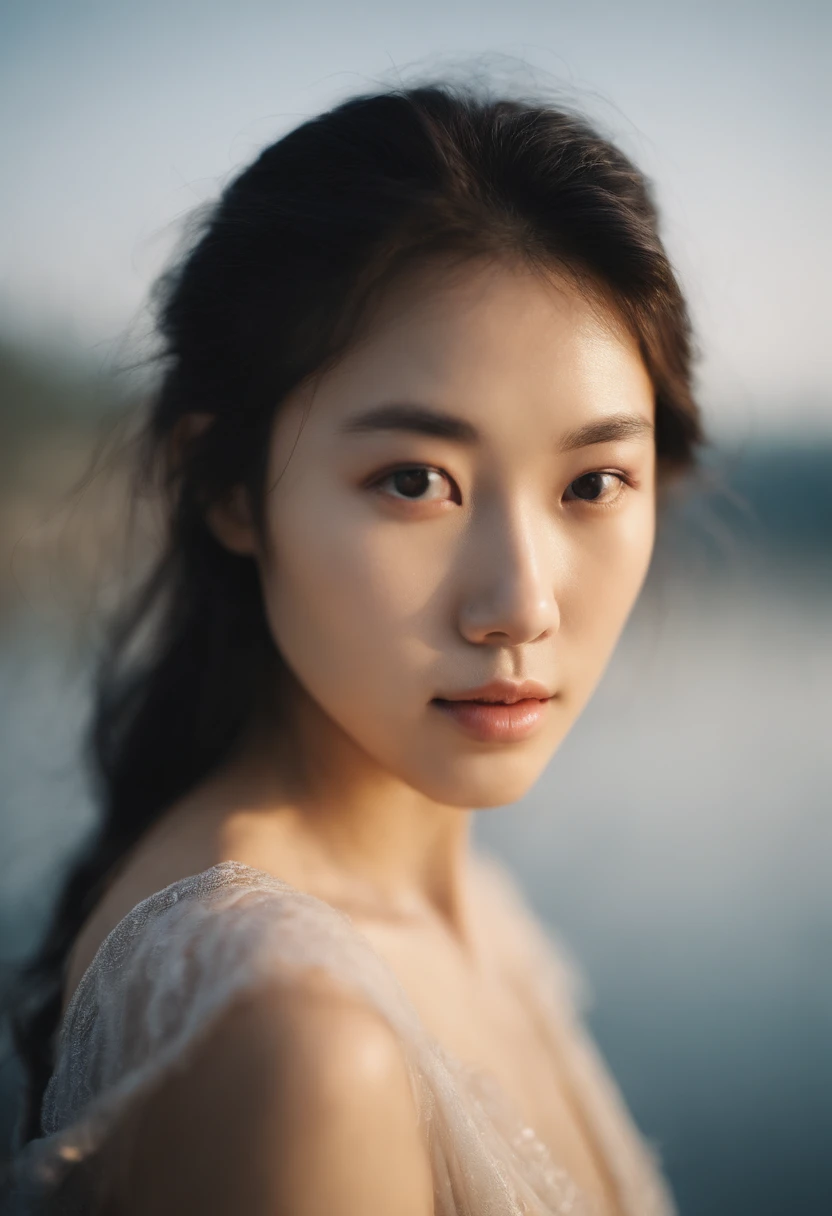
[{"xmin": 206, "ymin": 486, "xmax": 258, "ymax": 557}]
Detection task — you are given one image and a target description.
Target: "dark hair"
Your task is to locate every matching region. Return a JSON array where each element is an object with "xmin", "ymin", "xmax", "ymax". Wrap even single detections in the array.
[{"xmin": 9, "ymin": 80, "xmax": 704, "ymax": 1142}]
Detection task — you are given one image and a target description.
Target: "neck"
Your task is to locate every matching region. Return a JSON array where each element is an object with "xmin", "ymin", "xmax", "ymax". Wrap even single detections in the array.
[{"xmin": 219, "ymin": 688, "xmax": 476, "ymax": 943}]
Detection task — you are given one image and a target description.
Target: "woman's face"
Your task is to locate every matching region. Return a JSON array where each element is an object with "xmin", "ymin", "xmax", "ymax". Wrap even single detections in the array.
[{"xmin": 244, "ymin": 258, "xmax": 656, "ymax": 807}]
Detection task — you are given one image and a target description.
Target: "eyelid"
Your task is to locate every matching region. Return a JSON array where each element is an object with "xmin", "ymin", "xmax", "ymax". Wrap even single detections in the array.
[
  {"xmin": 572, "ymin": 464, "xmax": 639, "ymax": 487},
  {"xmin": 367, "ymin": 461, "xmax": 451, "ymax": 484}
]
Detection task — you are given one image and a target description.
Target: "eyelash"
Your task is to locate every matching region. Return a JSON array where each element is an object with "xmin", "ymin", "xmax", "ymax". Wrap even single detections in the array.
[{"xmin": 369, "ymin": 465, "xmax": 633, "ymax": 508}]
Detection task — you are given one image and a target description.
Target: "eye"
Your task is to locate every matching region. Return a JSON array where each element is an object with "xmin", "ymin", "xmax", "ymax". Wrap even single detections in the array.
[
  {"xmin": 564, "ymin": 471, "xmax": 628, "ymax": 506},
  {"xmin": 373, "ymin": 465, "xmax": 457, "ymax": 503}
]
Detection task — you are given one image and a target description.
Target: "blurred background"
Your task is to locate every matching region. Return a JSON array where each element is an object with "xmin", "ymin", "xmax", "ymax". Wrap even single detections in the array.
[{"xmin": 0, "ymin": 2, "xmax": 829, "ymax": 1213}]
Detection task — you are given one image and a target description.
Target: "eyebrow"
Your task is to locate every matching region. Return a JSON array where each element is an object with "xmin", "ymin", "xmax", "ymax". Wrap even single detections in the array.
[
  {"xmin": 339, "ymin": 403, "xmax": 654, "ymax": 451},
  {"xmin": 558, "ymin": 413, "xmax": 655, "ymax": 451},
  {"xmin": 341, "ymin": 404, "xmax": 479, "ymax": 443}
]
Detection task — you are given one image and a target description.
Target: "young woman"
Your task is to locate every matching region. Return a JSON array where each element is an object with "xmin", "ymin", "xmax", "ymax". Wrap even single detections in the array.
[{"xmin": 7, "ymin": 82, "xmax": 703, "ymax": 1215}]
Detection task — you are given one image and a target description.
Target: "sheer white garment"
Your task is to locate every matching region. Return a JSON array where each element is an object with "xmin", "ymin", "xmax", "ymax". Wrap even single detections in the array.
[{"xmin": 9, "ymin": 856, "xmax": 675, "ymax": 1215}]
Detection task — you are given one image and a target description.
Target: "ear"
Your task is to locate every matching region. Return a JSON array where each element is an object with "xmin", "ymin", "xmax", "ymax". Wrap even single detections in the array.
[
  {"xmin": 169, "ymin": 413, "xmax": 259, "ymax": 558},
  {"xmin": 206, "ymin": 485, "xmax": 258, "ymax": 557}
]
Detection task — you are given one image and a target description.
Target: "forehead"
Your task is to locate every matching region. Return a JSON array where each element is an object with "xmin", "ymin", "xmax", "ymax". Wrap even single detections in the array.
[{"xmin": 290, "ymin": 256, "xmax": 654, "ymax": 436}]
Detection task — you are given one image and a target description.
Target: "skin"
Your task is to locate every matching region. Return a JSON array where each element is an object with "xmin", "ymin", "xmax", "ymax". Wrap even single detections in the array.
[{"xmin": 67, "ymin": 255, "xmax": 657, "ymax": 1215}]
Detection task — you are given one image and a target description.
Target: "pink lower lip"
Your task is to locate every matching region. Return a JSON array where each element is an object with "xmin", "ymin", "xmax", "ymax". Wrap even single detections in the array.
[{"xmin": 431, "ymin": 697, "xmax": 552, "ymax": 742}]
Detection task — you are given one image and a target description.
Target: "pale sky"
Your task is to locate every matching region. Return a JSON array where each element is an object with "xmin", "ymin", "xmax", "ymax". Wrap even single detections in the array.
[{"xmin": 1, "ymin": 0, "xmax": 829, "ymax": 435}]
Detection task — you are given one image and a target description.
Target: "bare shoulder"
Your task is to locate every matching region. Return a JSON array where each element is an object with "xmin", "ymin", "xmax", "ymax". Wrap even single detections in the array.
[
  {"xmin": 95, "ymin": 973, "xmax": 434, "ymax": 1216},
  {"xmin": 63, "ymin": 781, "xmax": 305, "ymax": 1011},
  {"xmin": 63, "ymin": 844, "xmax": 210, "ymax": 1013}
]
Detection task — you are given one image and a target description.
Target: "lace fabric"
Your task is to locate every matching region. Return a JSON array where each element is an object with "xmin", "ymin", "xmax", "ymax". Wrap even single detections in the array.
[{"xmin": 7, "ymin": 857, "xmax": 675, "ymax": 1215}]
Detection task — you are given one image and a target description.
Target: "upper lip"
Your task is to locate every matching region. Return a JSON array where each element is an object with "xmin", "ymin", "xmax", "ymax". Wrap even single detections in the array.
[{"xmin": 434, "ymin": 679, "xmax": 555, "ymax": 705}]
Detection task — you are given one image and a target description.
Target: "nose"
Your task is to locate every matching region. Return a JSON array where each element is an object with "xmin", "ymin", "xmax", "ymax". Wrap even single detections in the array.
[{"xmin": 456, "ymin": 500, "xmax": 561, "ymax": 647}]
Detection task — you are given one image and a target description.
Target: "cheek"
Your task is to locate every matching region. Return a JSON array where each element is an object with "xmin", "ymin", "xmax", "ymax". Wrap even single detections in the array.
[
  {"xmin": 257, "ymin": 486, "xmax": 444, "ymax": 727},
  {"xmin": 560, "ymin": 500, "xmax": 656, "ymax": 697}
]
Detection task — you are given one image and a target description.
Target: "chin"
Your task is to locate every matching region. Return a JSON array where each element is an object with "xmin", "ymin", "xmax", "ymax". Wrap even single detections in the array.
[{"xmin": 409, "ymin": 746, "xmax": 555, "ymax": 809}]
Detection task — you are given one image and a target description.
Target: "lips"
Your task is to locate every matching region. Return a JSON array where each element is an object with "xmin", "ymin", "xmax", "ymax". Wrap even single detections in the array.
[
  {"xmin": 431, "ymin": 679, "xmax": 554, "ymax": 743},
  {"xmin": 434, "ymin": 678, "xmax": 554, "ymax": 706}
]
